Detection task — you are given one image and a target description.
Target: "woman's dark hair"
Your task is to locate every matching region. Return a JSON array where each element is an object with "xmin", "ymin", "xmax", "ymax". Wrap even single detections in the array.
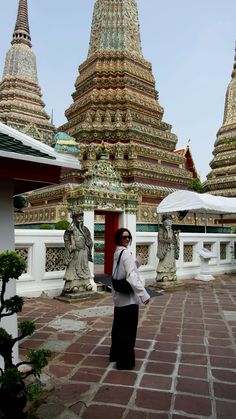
[{"xmin": 114, "ymin": 228, "xmax": 132, "ymax": 245}]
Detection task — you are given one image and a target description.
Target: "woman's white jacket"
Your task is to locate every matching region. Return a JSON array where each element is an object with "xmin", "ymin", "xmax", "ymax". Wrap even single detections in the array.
[{"xmin": 112, "ymin": 245, "xmax": 150, "ymax": 307}]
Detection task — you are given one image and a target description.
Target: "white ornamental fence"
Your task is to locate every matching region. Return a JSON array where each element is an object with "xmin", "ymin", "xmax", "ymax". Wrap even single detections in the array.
[{"xmin": 14, "ymin": 230, "xmax": 236, "ymax": 297}]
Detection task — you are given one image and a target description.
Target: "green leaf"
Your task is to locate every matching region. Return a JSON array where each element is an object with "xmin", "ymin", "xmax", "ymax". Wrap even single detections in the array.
[
  {"xmin": 4, "ymin": 295, "xmax": 24, "ymax": 313},
  {"xmin": 19, "ymin": 321, "xmax": 36, "ymax": 336},
  {"xmin": 0, "ymin": 251, "xmax": 26, "ymax": 282},
  {"xmin": 27, "ymin": 349, "xmax": 52, "ymax": 377}
]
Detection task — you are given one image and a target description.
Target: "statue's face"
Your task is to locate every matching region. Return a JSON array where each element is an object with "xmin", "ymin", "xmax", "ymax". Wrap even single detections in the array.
[
  {"xmin": 72, "ymin": 212, "xmax": 84, "ymax": 224},
  {"xmin": 163, "ymin": 219, "xmax": 172, "ymax": 228},
  {"xmin": 76, "ymin": 217, "xmax": 83, "ymax": 225},
  {"xmin": 163, "ymin": 218, "xmax": 172, "ymax": 239}
]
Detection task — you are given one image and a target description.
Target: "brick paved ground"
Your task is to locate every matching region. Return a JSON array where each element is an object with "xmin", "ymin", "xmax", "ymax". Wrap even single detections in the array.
[{"xmin": 19, "ymin": 275, "xmax": 236, "ymax": 418}]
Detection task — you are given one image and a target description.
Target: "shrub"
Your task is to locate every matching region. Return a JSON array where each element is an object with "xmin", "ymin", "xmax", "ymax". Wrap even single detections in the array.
[
  {"xmin": 0, "ymin": 251, "xmax": 51, "ymax": 418},
  {"xmin": 55, "ymin": 220, "xmax": 70, "ymax": 230},
  {"xmin": 39, "ymin": 224, "xmax": 53, "ymax": 230}
]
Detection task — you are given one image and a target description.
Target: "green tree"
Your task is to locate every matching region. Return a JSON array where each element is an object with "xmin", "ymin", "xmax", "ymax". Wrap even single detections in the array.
[{"xmin": 188, "ymin": 178, "xmax": 203, "ymax": 193}]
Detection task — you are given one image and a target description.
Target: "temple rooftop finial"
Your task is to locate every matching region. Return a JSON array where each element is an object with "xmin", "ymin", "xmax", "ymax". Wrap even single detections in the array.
[
  {"xmin": 11, "ymin": 0, "xmax": 31, "ymax": 47},
  {"xmin": 222, "ymin": 42, "xmax": 236, "ymax": 127},
  {"xmin": 231, "ymin": 41, "xmax": 236, "ymax": 79}
]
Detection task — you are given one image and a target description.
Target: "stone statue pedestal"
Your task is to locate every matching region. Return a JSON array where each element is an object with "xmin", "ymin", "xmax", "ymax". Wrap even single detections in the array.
[
  {"xmin": 155, "ymin": 279, "xmax": 181, "ymax": 291},
  {"xmin": 195, "ymin": 248, "xmax": 216, "ymax": 282},
  {"xmin": 55, "ymin": 291, "xmax": 102, "ymax": 304}
]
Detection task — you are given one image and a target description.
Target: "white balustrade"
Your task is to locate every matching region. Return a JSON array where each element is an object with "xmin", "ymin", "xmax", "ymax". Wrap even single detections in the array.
[{"xmin": 14, "ymin": 230, "xmax": 236, "ymax": 297}]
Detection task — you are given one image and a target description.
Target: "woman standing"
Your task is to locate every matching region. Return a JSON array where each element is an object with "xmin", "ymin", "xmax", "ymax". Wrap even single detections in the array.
[{"xmin": 110, "ymin": 228, "xmax": 150, "ymax": 370}]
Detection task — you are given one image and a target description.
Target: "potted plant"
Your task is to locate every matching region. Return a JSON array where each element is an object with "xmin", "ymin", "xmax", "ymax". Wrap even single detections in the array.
[{"xmin": 0, "ymin": 250, "xmax": 51, "ymax": 419}]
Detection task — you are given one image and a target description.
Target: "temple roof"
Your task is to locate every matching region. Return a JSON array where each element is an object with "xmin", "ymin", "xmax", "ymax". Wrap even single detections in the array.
[
  {"xmin": 54, "ymin": 132, "xmax": 80, "ymax": 155},
  {"xmin": 0, "ymin": 122, "xmax": 80, "ymax": 166},
  {"xmin": 0, "ymin": 133, "xmax": 55, "ymax": 160},
  {"xmin": 175, "ymin": 143, "xmax": 198, "ymax": 179},
  {"xmin": 88, "ymin": 0, "xmax": 143, "ymax": 58},
  {"xmin": 0, "ymin": 123, "xmax": 80, "ymax": 194}
]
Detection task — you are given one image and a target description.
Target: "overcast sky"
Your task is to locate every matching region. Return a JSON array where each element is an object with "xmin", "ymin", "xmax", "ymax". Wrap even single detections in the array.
[{"xmin": 1, "ymin": 0, "xmax": 235, "ymax": 181}]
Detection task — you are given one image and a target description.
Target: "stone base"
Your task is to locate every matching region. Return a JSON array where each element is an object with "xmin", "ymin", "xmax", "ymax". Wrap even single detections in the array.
[
  {"xmin": 195, "ymin": 274, "xmax": 215, "ymax": 282},
  {"xmin": 55, "ymin": 291, "xmax": 103, "ymax": 304},
  {"xmin": 155, "ymin": 280, "xmax": 182, "ymax": 291}
]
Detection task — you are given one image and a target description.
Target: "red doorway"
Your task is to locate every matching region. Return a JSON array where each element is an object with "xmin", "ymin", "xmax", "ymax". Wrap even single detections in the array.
[{"xmin": 95, "ymin": 211, "xmax": 119, "ymax": 275}]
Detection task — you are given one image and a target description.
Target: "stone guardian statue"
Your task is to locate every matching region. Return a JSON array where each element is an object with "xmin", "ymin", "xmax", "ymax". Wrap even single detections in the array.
[
  {"xmin": 62, "ymin": 210, "xmax": 93, "ymax": 294},
  {"xmin": 156, "ymin": 214, "xmax": 180, "ymax": 283}
]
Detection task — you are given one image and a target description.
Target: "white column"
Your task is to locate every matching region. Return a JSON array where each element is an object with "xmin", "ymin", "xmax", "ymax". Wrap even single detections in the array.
[
  {"xmin": 0, "ymin": 180, "xmax": 18, "ymax": 368},
  {"xmin": 118, "ymin": 211, "xmax": 137, "ymax": 256},
  {"xmin": 83, "ymin": 210, "xmax": 96, "ymax": 290},
  {"xmin": 0, "ymin": 180, "xmax": 14, "ymax": 251}
]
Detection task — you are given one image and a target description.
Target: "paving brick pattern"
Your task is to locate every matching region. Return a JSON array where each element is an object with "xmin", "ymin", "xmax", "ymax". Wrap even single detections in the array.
[{"xmin": 19, "ymin": 275, "xmax": 236, "ymax": 418}]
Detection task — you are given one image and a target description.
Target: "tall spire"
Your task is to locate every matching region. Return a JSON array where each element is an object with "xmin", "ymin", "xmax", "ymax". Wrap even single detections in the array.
[
  {"xmin": 88, "ymin": 0, "xmax": 143, "ymax": 58},
  {"xmin": 222, "ymin": 42, "xmax": 236, "ymax": 127},
  {"xmin": 204, "ymin": 43, "xmax": 236, "ymax": 196},
  {"xmin": 12, "ymin": 0, "xmax": 32, "ymax": 47},
  {"xmin": 231, "ymin": 41, "xmax": 236, "ymax": 79},
  {"xmin": 2, "ymin": 0, "xmax": 36, "ymax": 83},
  {"xmin": 0, "ymin": 0, "xmax": 55, "ymax": 145}
]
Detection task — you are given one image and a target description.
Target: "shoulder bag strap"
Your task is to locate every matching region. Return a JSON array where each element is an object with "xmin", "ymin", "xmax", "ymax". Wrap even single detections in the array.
[{"xmin": 113, "ymin": 249, "xmax": 125, "ymax": 278}]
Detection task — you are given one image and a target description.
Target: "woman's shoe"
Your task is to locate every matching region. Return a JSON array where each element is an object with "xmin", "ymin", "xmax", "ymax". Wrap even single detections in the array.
[{"xmin": 116, "ymin": 364, "xmax": 134, "ymax": 370}]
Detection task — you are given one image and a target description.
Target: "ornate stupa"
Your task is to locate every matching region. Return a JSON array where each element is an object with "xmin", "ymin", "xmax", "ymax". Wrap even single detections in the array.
[
  {"xmin": 15, "ymin": 0, "xmax": 196, "ymax": 228},
  {"xmin": 59, "ymin": 0, "xmax": 194, "ymax": 224},
  {"xmin": 204, "ymin": 44, "xmax": 236, "ymax": 196},
  {"xmin": 0, "ymin": 0, "xmax": 55, "ymax": 145}
]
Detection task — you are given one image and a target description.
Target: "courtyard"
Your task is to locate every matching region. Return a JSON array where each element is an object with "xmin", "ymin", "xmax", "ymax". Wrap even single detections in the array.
[{"xmin": 19, "ymin": 275, "xmax": 236, "ymax": 419}]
